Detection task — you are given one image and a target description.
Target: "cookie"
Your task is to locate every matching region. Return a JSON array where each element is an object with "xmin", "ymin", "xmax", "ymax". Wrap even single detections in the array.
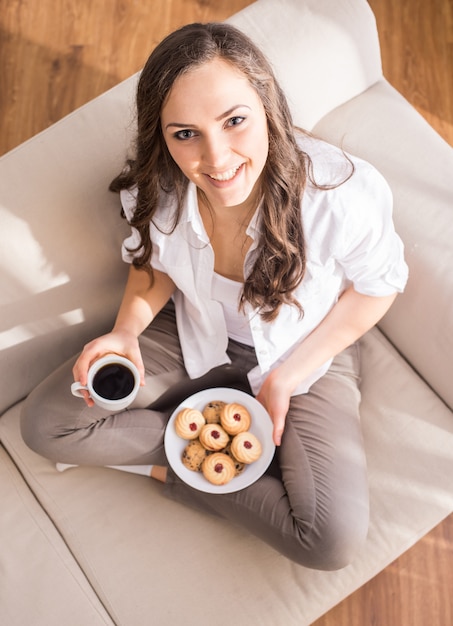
[
  {"xmin": 202, "ymin": 400, "xmax": 226, "ymax": 424},
  {"xmin": 220, "ymin": 402, "xmax": 251, "ymax": 435},
  {"xmin": 202, "ymin": 452, "xmax": 236, "ymax": 486},
  {"xmin": 199, "ymin": 423, "xmax": 230, "ymax": 451},
  {"xmin": 174, "ymin": 407, "xmax": 206, "ymax": 440},
  {"xmin": 182, "ymin": 439, "xmax": 209, "ymax": 472},
  {"xmin": 230, "ymin": 431, "xmax": 262, "ymax": 463}
]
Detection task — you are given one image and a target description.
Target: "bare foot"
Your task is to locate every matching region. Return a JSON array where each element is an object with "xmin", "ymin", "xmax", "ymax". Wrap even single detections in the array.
[{"xmin": 151, "ymin": 465, "xmax": 168, "ymax": 482}]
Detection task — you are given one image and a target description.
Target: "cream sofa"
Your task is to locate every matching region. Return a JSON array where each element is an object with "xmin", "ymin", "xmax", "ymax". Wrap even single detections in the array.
[{"xmin": 1, "ymin": 0, "xmax": 452, "ymax": 624}]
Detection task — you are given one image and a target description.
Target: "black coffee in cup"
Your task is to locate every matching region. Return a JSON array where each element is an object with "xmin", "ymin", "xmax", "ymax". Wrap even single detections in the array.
[{"xmin": 92, "ymin": 363, "xmax": 135, "ymax": 400}]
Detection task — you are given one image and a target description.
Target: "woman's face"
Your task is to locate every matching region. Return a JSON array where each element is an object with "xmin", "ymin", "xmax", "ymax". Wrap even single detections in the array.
[{"xmin": 161, "ymin": 58, "xmax": 269, "ymax": 213}]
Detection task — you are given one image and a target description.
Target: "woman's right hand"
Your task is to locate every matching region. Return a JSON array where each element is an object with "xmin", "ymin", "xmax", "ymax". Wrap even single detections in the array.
[
  {"xmin": 72, "ymin": 265, "xmax": 175, "ymax": 406},
  {"xmin": 72, "ymin": 329, "xmax": 145, "ymax": 406}
]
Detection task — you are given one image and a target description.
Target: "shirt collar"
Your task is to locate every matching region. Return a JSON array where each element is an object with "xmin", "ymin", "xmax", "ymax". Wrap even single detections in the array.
[
  {"xmin": 246, "ymin": 202, "xmax": 262, "ymax": 240},
  {"xmin": 180, "ymin": 183, "xmax": 209, "ymax": 242},
  {"xmin": 181, "ymin": 182, "xmax": 263, "ymax": 242}
]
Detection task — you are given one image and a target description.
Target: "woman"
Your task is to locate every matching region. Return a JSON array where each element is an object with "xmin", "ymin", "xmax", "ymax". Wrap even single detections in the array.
[{"xmin": 21, "ymin": 22, "xmax": 408, "ymax": 569}]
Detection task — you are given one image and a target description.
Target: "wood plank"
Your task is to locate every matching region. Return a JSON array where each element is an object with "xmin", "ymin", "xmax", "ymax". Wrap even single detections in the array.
[
  {"xmin": 0, "ymin": 0, "xmax": 255, "ymax": 154},
  {"xmin": 369, "ymin": 0, "xmax": 453, "ymax": 146},
  {"xmin": 313, "ymin": 516, "xmax": 453, "ymax": 625}
]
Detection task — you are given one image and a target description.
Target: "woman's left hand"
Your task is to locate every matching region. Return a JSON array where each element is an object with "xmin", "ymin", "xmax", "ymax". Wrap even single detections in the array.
[
  {"xmin": 256, "ymin": 368, "xmax": 293, "ymax": 446},
  {"xmin": 257, "ymin": 288, "xmax": 399, "ymax": 446}
]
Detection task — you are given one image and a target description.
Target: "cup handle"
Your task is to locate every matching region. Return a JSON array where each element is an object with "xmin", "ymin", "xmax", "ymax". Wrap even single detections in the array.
[{"xmin": 71, "ymin": 381, "xmax": 88, "ymax": 398}]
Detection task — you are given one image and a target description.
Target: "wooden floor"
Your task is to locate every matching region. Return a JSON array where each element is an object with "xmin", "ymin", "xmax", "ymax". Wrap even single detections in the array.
[{"xmin": 1, "ymin": 0, "xmax": 452, "ymax": 624}]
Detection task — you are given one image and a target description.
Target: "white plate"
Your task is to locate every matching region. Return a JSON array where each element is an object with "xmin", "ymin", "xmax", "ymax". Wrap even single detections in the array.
[{"xmin": 164, "ymin": 387, "xmax": 275, "ymax": 494}]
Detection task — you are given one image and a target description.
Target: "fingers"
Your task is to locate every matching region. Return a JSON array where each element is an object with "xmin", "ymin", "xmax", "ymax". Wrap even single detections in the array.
[
  {"xmin": 272, "ymin": 416, "xmax": 285, "ymax": 447},
  {"xmin": 71, "ymin": 331, "xmax": 145, "ymax": 407},
  {"xmin": 127, "ymin": 345, "xmax": 146, "ymax": 386},
  {"xmin": 256, "ymin": 388, "xmax": 288, "ymax": 447},
  {"xmin": 72, "ymin": 348, "xmax": 100, "ymax": 386},
  {"xmin": 80, "ymin": 389, "xmax": 95, "ymax": 408},
  {"xmin": 72, "ymin": 341, "xmax": 106, "ymax": 387},
  {"xmin": 256, "ymin": 377, "xmax": 290, "ymax": 446}
]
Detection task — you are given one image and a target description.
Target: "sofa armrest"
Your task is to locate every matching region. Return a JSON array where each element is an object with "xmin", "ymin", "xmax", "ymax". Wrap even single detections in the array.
[
  {"xmin": 314, "ymin": 79, "xmax": 453, "ymax": 409},
  {"xmin": 0, "ymin": 79, "xmax": 136, "ymax": 413}
]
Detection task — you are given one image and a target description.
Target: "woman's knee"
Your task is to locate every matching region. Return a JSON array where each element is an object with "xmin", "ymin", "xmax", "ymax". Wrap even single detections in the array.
[
  {"xmin": 290, "ymin": 502, "xmax": 369, "ymax": 570},
  {"xmin": 20, "ymin": 359, "xmax": 78, "ymax": 459},
  {"xmin": 20, "ymin": 401, "xmax": 49, "ymax": 458},
  {"xmin": 20, "ymin": 388, "xmax": 60, "ymax": 459}
]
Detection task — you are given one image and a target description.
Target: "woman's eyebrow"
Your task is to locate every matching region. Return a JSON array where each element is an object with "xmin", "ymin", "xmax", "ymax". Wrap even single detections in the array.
[
  {"xmin": 215, "ymin": 104, "xmax": 251, "ymax": 121},
  {"xmin": 165, "ymin": 104, "xmax": 251, "ymax": 130}
]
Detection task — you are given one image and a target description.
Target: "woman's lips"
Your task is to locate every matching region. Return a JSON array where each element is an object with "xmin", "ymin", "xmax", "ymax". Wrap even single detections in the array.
[{"xmin": 204, "ymin": 163, "xmax": 244, "ymax": 187}]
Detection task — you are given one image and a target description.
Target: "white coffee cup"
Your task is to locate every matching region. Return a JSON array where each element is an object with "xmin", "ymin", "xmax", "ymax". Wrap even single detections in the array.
[{"xmin": 71, "ymin": 354, "xmax": 140, "ymax": 411}]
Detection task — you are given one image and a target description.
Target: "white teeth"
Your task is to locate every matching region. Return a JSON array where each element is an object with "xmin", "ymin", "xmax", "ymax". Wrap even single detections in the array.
[{"xmin": 208, "ymin": 165, "xmax": 241, "ymax": 181}]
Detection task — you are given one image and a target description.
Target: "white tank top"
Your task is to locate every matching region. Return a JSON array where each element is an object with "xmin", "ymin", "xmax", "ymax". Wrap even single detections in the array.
[{"xmin": 211, "ymin": 272, "xmax": 254, "ymax": 346}]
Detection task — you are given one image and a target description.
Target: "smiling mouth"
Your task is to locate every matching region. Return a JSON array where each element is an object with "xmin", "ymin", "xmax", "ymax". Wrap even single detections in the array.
[{"xmin": 207, "ymin": 164, "xmax": 243, "ymax": 182}]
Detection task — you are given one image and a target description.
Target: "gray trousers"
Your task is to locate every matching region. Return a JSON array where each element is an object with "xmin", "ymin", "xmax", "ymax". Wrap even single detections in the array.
[{"xmin": 21, "ymin": 302, "xmax": 369, "ymax": 570}]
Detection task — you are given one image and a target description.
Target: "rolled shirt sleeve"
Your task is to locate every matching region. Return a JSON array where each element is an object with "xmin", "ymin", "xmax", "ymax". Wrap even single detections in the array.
[{"xmin": 335, "ymin": 163, "xmax": 408, "ymax": 296}]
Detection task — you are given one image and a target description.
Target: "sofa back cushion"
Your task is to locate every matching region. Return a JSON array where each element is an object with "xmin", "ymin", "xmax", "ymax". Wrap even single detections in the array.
[{"xmin": 228, "ymin": 0, "xmax": 383, "ymax": 130}]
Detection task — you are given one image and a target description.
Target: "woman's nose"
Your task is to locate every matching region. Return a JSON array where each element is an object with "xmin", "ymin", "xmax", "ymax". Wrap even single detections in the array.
[{"xmin": 201, "ymin": 133, "xmax": 230, "ymax": 168}]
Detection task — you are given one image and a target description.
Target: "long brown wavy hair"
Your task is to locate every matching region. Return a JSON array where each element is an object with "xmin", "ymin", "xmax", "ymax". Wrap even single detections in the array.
[{"xmin": 110, "ymin": 22, "xmax": 324, "ymax": 322}]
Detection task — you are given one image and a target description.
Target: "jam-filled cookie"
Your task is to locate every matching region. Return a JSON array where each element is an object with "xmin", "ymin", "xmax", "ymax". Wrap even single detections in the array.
[
  {"xmin": 199, "ymin": 423, "xmax": 230, "ymax": 451},
  {"xmin": 202, "ymin": 453, "xmax": 236, "ymax": 486},
  {"xmin": 220, "ymin": 402, "xmax": 251, "ymax": 435},
  {"xmin": 230, "ymin": 431, "xmax": 262, "ymax": 464},
  {"xmin": 174, "ymin": 407, "xmax": 206, "ymax": 440}
]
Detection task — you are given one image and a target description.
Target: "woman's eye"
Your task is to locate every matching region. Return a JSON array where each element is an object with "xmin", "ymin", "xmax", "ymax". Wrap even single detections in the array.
[
  {"xmin": 227, "ymin": 116, "xmax": 245, "ymax": 128},
  {"xmin": 174, "ymin": 129, "xmax": 196, "ymax": 140}
]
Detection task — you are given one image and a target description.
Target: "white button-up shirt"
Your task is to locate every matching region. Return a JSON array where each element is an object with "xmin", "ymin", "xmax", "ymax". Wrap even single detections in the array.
[{"xmin": 121, "ymin": 137, "xmax": 408, "ymax": 395}]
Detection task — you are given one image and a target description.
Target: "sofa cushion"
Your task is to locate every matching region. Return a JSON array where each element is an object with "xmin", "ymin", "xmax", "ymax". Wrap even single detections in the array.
[
  {"xmin": 1, "ymin": 328, "xmax": 452, "ymax": 625},
  {"xmin": 313, "ymin": 79, "xmax": 453, "ymax": 410},
  {"xmin": 0, "ymin": 446, "xmax": 113, "ymax": 626}
]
